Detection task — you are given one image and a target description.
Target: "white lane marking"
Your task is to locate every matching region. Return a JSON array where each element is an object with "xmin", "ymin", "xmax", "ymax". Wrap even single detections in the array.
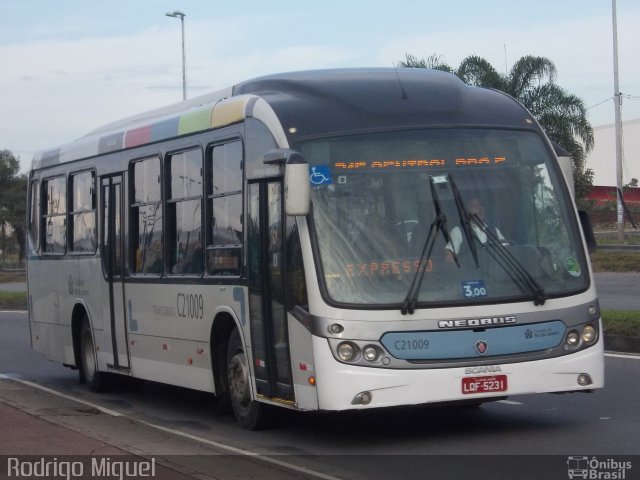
[
  {"xmin": 0, "ymin": 310, "xmax": 28, "ymax": 314},
  {"xmin": 0, "ymin": 375, "xmax": 345, "ymax": 480},
  {"xmin": 135, "ymin": 419, "xmax": 345, "ymax": 480},
  {"xmin": 1, "ymin": 375, "xmax": 122, "ymax": 417},
  {"xmin": 497, "ymin": 400, "xmax": 523, "ymax": 405},
  {"xmin": 605, "ymin": 352, "xmax": 640, "ymax": 360}
]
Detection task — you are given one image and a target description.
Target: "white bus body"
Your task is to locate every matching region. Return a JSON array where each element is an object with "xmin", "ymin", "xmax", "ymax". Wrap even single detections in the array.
[{"xmin": 27, "ymin": 69, "xmax": 604, "ymax": 429}]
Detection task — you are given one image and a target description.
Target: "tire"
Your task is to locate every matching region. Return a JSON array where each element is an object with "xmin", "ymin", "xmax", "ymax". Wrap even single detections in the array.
[
  {"xmin": 79, "ymin": 318, "xmax": 105, "ymax": 392},
  {"xmin": 226, "ymin": 329, "xmax": 269, "ymax": 430}
]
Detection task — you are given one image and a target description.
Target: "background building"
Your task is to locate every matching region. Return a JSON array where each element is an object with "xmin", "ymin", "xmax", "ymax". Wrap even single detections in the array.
[{"xmin": 586, "ymin": 118, "xmax": 640, "ymax": 188}]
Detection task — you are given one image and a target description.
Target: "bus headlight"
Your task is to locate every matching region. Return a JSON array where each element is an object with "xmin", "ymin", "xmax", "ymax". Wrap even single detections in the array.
[
  {"xmin": 581, "ymin": 325, "xmax": 596, "ymax": 344},
  {"xmin": 362, "ymin": 345, "xmax": 379, "ymax": 362},
  {"xmin": 566, "ymin": 331, "xmax": 580, "ymax": 347},
  {"xmin": 337, "ymin": 342, "xmax": 358, "ymax": 362}
]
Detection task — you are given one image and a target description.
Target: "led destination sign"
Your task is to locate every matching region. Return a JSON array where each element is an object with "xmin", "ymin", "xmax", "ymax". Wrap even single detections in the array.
[{"xmin": 332, "ymin": 156, "xmax": 507, "ymax": 171}]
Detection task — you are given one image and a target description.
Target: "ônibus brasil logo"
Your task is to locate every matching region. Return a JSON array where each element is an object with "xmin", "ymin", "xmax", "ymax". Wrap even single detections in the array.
[{"xmin": 567, "ymin": 456, "xmax": 632, "ymax": 479}]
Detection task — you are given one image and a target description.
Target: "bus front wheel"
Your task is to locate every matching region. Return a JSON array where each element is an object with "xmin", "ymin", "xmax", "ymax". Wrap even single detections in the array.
[
  {"xmin": 226, "ymin": 329, "xmax": 268, "ymax": 430},
  {"xmin": 79, "ymin": 318, "xmax": 105, "ymax": 392}
]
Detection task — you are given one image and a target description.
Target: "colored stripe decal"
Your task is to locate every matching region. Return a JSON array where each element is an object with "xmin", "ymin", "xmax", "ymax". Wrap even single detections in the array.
[
  {"xmin": 212, "ymin": 98, "xmax": 246, "ymax": 128},
  {"xmin": 151, "ymin": 117, "xmax": 180, "ymax": 142},
  {"xmin": 125, "ymin": 125, "xmax": 152, "ymax": 148},
  {"xmin": 98, "ymin": 132, "xmax": 124, "ymax": 154},
  {"xmin": 178, "ymin": 107, "xmax": 215, "ymax": 135}
]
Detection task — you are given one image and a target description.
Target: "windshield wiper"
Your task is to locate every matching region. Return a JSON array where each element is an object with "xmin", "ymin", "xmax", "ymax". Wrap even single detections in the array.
[
  {"xmin": 446, "ymin": 174, "xmax": 546, "ymax": 306},
  {"xmin": 449, "ymin": 174, "xmax": 479, "ymax": 268},
  {"xmin": 401, "ymin": 175, "xmax": 454, "ymax": 315},
  {"xmin": 470, "ymin": 213, "xmax": 547, "ymax": 306}
]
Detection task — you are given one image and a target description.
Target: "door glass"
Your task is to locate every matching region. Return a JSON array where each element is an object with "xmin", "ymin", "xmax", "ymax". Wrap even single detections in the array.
[
  {"xmin": 267, "ymin": 183, "xmax": 292, "ymax": 387},
  {"xmin": 113, "ymin": 183, "xmax": 122, "ymax": 277},
  {"xmin": 102, "ymin": 181, "xmax": 122, "ymax": 277},
  {"xmin": 102, "ymin": 184, "xmax": 110, "ymax": 277},
  {"xmin": 247, "ymin": 183, "xmax": 268, "ymax": 385}
]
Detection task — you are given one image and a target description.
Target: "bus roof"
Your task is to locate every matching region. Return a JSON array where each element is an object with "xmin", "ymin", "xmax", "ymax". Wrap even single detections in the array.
[
  {"xmin": 32, "ymin": 68, "xmax": 537, "ymax": 170},
  {"xmin": 234, "ymin": 68, "xmax": 536, "ymax": 142}
]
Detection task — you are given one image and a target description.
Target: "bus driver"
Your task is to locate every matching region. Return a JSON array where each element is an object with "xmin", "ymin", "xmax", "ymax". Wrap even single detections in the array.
[{"xmin": 445, "ymin": 196, "xmax": 505, "ymax": 262}]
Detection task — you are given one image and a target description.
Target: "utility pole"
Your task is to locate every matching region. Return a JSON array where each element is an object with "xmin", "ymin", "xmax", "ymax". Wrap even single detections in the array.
[
  {"xmin": 612, "ymin": 0, "xmax": 624, "ymax": 240},
  {"xmin": 166, "ymin": 10, "xmax": 187, "ymax": 101}
]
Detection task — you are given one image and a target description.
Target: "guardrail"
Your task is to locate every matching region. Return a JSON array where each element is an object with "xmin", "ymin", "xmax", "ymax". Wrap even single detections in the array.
[{"xmin": 597, "ymin": 244, "xmax": 640, "ymax": 251}]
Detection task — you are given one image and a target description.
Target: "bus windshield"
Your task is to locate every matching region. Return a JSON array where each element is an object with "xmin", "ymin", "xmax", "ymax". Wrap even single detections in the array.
[{"xmin": 299, "ymin": 128, "xmax": 589, "ymax": 308}]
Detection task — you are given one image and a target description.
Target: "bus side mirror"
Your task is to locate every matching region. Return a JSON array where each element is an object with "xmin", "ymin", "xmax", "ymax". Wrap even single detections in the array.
[
  {"xmin": 578, "ymin": 210, "xmax": 597, "ymax": 253},
  {"xmin": 285, "ymin": 153, "xmax": 311, "ymax": 216},
  {"xmin": 264, "ymin": 149, "xmax": 311, "ymax": 216}
]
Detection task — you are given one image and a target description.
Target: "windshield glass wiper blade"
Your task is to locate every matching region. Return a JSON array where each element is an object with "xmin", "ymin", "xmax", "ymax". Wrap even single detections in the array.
[
  {"xmin": 470, "ymin": 212, "xmax": 548, "ymax": 306},
  {"xmin": 449, "ymin": 174, "xmax": 479, "ymax": 268},
  {"xmin": 401, "ymin": 175, "xmax": 453, "ymax": 315},
  {"xmin": 446, "ymin": 174, "xmax": 546, "ymax": 306},
  {"xmin": 401, "ymin": 219, "xmax": 439, "ymax": 315}
]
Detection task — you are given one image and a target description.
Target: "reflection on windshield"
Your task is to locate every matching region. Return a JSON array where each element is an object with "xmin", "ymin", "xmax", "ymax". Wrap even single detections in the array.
[{"xmin": 299, "ymin": 129, "xmax": 588, "ymax": 307}]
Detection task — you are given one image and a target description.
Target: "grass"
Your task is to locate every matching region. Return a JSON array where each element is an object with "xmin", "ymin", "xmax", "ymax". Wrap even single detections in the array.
[
  {"xmin": 0, "ymin": 291, "xmax": 27, "ymax": 310},
  {"xmin": 602, "ymin": 310, "xmax": 640, "ymax": 337},
  {"xmin": 594, "ymin": 231, "xmax": 640, "ymax": 245},
  {"xmin": 0, "ymin": 269, "xmax": 27, "ymax": 310},
  {"xmin": 590, "ymin": 250, "xmax": 640, "ymax": 272},
  {"xmin": 0, "ymin": 270, "xmax": 26, "ymax": 283}
]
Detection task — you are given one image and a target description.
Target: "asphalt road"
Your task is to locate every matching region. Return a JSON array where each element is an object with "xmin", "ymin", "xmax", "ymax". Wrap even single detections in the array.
[
  {"xmin": 594, "ymin": 272, "xmax": 640, "ymax": 310},
  {"xmin": 0, "ymin": 311, "xmax": 638, "ymax": 480}
]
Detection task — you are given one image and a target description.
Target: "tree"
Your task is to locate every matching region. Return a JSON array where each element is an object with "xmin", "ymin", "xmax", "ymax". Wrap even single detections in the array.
[
  {"xmin": 399, "ymin": 54, "xmax": 453, "ymax": 73},
  {"xmin": 399, "ymin": 54, "xmax": 595, "ymax": 201},
  {"xmin": 0, "ymin": 150, "xmax": 27, "ymax": 266}
]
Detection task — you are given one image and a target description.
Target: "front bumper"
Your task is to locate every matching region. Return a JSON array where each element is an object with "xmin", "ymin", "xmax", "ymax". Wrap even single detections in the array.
[{"xmin": 312, "ymin": 331, "xmax": 604, "ymax": 411}]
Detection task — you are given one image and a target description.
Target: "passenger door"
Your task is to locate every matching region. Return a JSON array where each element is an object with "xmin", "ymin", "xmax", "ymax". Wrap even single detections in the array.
[
  {"xmin": 101, "ymin": 175, "xmax": 130, "ymax": 370},
  {"xmin": 247, "ymin": 179, "xmax": 294, "ymax": 401}
]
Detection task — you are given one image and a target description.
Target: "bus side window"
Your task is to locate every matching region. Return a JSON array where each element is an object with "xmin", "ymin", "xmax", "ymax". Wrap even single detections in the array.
[
  {"xmin": 70, "ymin": 170, "xmax": 97, "ymax": 253},
  {"xmin": 42, "ymin": 176, "xmax": 67, "ymax": 254},
  {"xmin": 286, "ymin": 218, "xmax": 308, "ymax": 308},
  {"xmin": 167, "ymin": 148, "xmax": 203, "ymax": 275},
  {"xmin": 207, "ymin": 140, "xmax": 243, "ymax": 276},
  {"xmin": 29, "ymin": 180, "xmax": 40, "ymax": 252},
  {"xmin": 131, "ymin": 157, "xmax": 163, "ymax": 275}
]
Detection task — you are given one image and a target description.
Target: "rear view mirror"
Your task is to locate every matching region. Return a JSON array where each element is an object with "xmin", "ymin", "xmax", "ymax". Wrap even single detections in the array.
[
  {"xmin": 578, "ymin": 210, "xmax": 597, "ymax": 253},
  {"xmin": 264, "ymin": 149, "xmax": 310, "ymax": 216},
  {"xmin": 285, "ymin": 159, "xmax": 311, "ymax": 216}
]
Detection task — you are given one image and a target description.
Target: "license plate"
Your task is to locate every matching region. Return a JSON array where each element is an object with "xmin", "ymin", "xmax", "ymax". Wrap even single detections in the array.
[{"xmin": 462, "ymin": 375, "xmax": 508, "ymax": 394}]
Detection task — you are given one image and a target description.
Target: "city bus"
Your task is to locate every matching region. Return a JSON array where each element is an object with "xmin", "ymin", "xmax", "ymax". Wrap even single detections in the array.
[{"xmin": 27, "ymin": 68, "xmax": 604, "ymax": 429}]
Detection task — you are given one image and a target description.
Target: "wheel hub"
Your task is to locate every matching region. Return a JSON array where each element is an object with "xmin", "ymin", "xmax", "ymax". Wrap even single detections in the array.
[{"xmin": 229, "ymin": 352, "xmax": 250, "ymax": 406}]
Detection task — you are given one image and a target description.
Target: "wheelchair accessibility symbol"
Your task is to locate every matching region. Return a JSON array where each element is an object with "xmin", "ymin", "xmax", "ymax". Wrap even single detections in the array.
[{"xmin": 309, "ymin": 165, "xmax": 333, "ymax": 186}]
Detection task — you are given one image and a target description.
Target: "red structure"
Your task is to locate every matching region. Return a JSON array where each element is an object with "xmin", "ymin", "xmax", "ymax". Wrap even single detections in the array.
[{"xmin": 588, "ymin": 185, "xmax": 640, "ymax": 205}]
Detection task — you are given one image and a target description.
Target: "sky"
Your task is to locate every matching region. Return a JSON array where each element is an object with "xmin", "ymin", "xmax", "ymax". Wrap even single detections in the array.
[{"xmin": 1, "ymin": 0, "xmax": 639, "ymax": 177}]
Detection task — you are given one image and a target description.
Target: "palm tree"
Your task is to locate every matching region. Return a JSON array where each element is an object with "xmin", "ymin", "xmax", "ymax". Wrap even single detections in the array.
[{"xmin": 399, "ymin": 54, "xmax": 594, "ymax": 201}]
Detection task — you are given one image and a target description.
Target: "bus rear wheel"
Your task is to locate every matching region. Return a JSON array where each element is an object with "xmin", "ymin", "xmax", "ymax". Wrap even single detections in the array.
[
  {"xmin": 79, "ymin": 318, "xmax": 105, "ymax": 392},
  {"xmin": 226, "ymin": 329, "xmax": 268, "ymax": 430}
]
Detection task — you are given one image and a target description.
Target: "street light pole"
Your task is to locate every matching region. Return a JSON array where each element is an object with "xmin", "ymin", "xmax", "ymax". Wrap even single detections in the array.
[
  {"xmin": 165, "ymin": 10, "xmax": 187, "ymax": 101},
  {"xmin": 612, "ymin": 0, "xmax": 624, "ymax": 240}
]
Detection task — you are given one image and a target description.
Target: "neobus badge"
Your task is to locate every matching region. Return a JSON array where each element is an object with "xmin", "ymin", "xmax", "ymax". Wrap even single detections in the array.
[{"xmin": 438, "ymin": 316, "xmax": 517, "ymax": 329}]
